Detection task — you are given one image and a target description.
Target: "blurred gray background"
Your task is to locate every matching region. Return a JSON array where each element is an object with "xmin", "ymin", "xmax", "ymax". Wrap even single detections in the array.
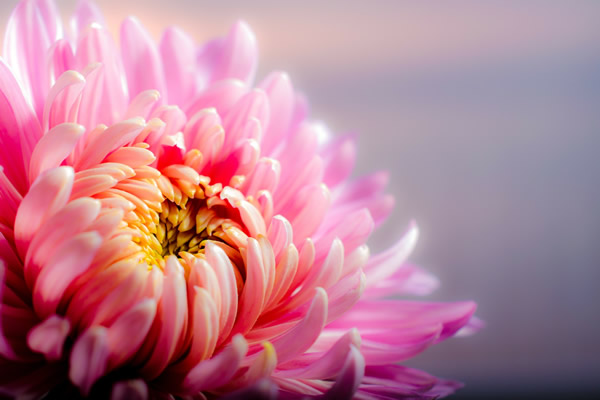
[{"xmin": 2, "ymin": 0, "xmax": 599, "ymax": 398}]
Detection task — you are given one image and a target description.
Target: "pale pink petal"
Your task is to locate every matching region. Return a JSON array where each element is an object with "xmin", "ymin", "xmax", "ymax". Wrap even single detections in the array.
[
  {"xmin": 186, "ymin": 79, "xmax": 247, "ymax": 118},
  {"xmin": 259, "ymin": 71, "xmax": 294, "ymax": 155},
  {"xmin": 271, "ymin": 288, "xmax": 328, "ymax": 364},
  {"xmin": 75, "ymin": 118, "xmax": 145, "ymax": 170},
  {"xmin": 29, "ymin": 123, "xmax": 84, "ymax": 183},
  {"xmin": 125, "ymin": 89, "xmax": 161, "ymax": 120},
  {"xmin": 42, "ymin": 70, "xmax": 85, "ymax": 131},
  {"xmin": 75, "ymin": 24, "xmax": 128, "ymax": 128},
  {"xmin": 221, "ymin": 90, "xmax": 269, "ymax": 156},
  {"xmin": 14, "ymin": 166, "xmax": 74, "ymax": 256},
  {"xmin": 321, "ymin": 134, "xmax": 357, "ymax": 189},
  {"xmin": 71, "ymin": 0, "xmax": 106, "ymax": 35},
  {"xmin": 363, "ymin": 222, "xmax": 419, "ymax": 287},
  {"xmin": 160, "ymin": 26, "xmax": 197, "ymax": 106},
  {"xmin": 47, "ymin": 39, "xmax": 76, "ymax": 92},
  {"xmin": 3, "ymin": 0, "xmax": 62, "ymax": 117},
  {"xmin": 363, "ymin": 264, "xmax": 440, "ymax": 299},
  {"xmin": 199, "ymin": 21, "xmax": 257, "ymax": 85},
  {"xmin": 121, "ymin": 17, "xmax": 166, "ymax": 99}
]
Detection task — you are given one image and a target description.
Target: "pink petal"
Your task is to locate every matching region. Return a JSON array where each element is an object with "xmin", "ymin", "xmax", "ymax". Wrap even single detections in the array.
[
  {"xmin": 221, "ymin": 89, "xmax": 269, "ymax": 157},
  {"xmin": 47, "ymin": 38, "xmax": 76, "ymax": 84},
  {"xmin": 29, "ymin": 123, "xmax": 85, "ymax": 183},
  {"xmin": 111, "ymin": 380, "xmax": 149, "ymax": 400},
  {"xmin": 185, "ymin": 79, "xmax": 247, "ymax": 118},
  {"xmin": 201, "ymin": 21, "xmax": 257, "ymax": 85},
  {"xmin": 363, "ymin": 222, "xmax": 419, "ymax": 287},
  {"xmin": 3, "ymin": 0, "xmax": 62, "ymax": 117},
  {"xmin": 71, "ymin": 0, "xmax": 106, "ymax": 35},
  {"xmin": 183, "ymin": 334, "xmax": 248, "ymax": 392},
  {"xmin": 277, "ymin": 328, "xmax": 361, "ymax": 380},
  {"xmin": 0, "ymin": 167, "xmax": 23, "ymax": 226},
  {"xmin": 69, "ymin": 326, "xmax": 109, "ymax": 396},
  {"xmin": 42, "ymin": 70, "xmax": 85, "ymax": 131},
  {"xmin": 322, "ymin": 345, "xmax": 364, "ymax": 400},
  {"xmin": 14, "ymin": 166, "xmax": 74, "ymax": 257},
  {"xmin": 33, "ymin": 231, "xmax": 103, "ymax": 318},
  {"xmin": 205, "ymin": 243, "xmax": 238, "ymax": 346},
  {"xmin": 121, "ymin": 17, "xmax": 166, "ymax": 99},
  {"xmin": 107, "ymin": 299, "xmax": 157, "ymax": 368},
  {"xmin": 176, "ymin": 287, "xmax": 219, "ymax": 369},
  {"xmin": 125, "ymin": 89, "xmax": 161, "ymax": 120},
  {"xmin": 75, "ymin": 24, "xmax": 128, "ymax": 128},
  {"xmin": 363, "ymin": 263, "xmax": 439, "ymax": 299},
  {"xmin": 139, "ymin": 257, "xmax": 187, "ymax": 379},
  {"xmin": 231, "ymin": 238, "xmax": 267, "ymax": 336},
  {"xmin": 0, "ymin": 59, "xmax": 43, "ymax": 193},
  {"xmin": 27, "ymin": 314, "xmax": 71, "ymax": 361},
  {"xmin": 75, "ymin": 118, "xmax": 145, "ymax": 170},
  {"xmin": 321, "ymin": 134, "xmax": 357, "ymax": 189},
  {"xmin": 259, "ymin": 71, "xmax": 294, "ymax": 155},
  {"xmin": 160, "ymin": 26, "xmax": 197, "ymax": 106},
  {"xmin": 271, "ymin": 287, "xmax": 328, "ymax": 364},
  {"xmin": 288, "ymin": 183, "xmax": 331, "ymax": 245}
]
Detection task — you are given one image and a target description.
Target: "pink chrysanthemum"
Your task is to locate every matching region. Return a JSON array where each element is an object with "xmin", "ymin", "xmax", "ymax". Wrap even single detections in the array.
[{"xmin": 0, "ymin": 1, "xmax": 478, "ymax": 399}]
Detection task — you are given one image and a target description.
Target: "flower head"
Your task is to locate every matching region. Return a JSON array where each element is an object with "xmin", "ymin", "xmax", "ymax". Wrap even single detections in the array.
[{"xmin": 0, "ymin": 0, "xmax": 477, "ymax": 399}]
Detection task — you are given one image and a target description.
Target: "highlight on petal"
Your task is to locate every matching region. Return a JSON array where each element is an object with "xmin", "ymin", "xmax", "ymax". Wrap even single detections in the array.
[{"xmin": 0, "ymin": 2, "xmax": 477, "ymax": 399}]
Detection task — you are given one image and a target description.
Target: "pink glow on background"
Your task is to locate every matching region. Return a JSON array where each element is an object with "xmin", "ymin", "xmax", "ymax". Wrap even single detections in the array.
[{"xmin": 1, "ymin": 0, "xmax": 599, "ymax": 398}]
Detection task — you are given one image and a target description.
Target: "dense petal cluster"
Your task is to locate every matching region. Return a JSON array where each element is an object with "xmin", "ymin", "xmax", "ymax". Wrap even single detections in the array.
[{"xmin": 0, "ymin": 1, "xmax": 477, "ymax": 399}]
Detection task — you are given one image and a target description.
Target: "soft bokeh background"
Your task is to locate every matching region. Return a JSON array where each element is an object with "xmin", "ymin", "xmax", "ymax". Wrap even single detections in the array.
[{"xmin": 2, "ymin": 0, "xmax": 600, "ymax": 398}]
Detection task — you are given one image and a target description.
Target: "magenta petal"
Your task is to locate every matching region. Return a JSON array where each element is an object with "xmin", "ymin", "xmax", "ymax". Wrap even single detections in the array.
[{"xmin": 0, "ymin": 59, "xmax": 43, "ymax": 193}]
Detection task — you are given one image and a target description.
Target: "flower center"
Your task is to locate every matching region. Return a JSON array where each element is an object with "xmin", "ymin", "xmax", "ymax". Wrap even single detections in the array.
[
  {"xmin": 155, "ymin": 198, "xmax": 235, "ymax": 258},
  {"xmin": 126, "ymin": 173, "xmax": 249, "ymax": 285}
]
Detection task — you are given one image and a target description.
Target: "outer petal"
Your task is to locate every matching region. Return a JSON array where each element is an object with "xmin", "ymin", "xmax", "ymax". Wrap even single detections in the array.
[
  {"xmin": 0, "ymin": 60, "xmax": 43, "ymax": 193},
  {"xmin": 121, "ymin": 17, "xmax": 167, "ymax": 99},
  {"xmin": 3, "ymin": 0, "xmax": 62, "ymax": 116},
  {"xmin": 198, "ymin": 21, "xmax": 257, "ymax": 85},
  {"xmin": 160, "ymin": 26, "xmax": 197, "ymax": 106}
]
